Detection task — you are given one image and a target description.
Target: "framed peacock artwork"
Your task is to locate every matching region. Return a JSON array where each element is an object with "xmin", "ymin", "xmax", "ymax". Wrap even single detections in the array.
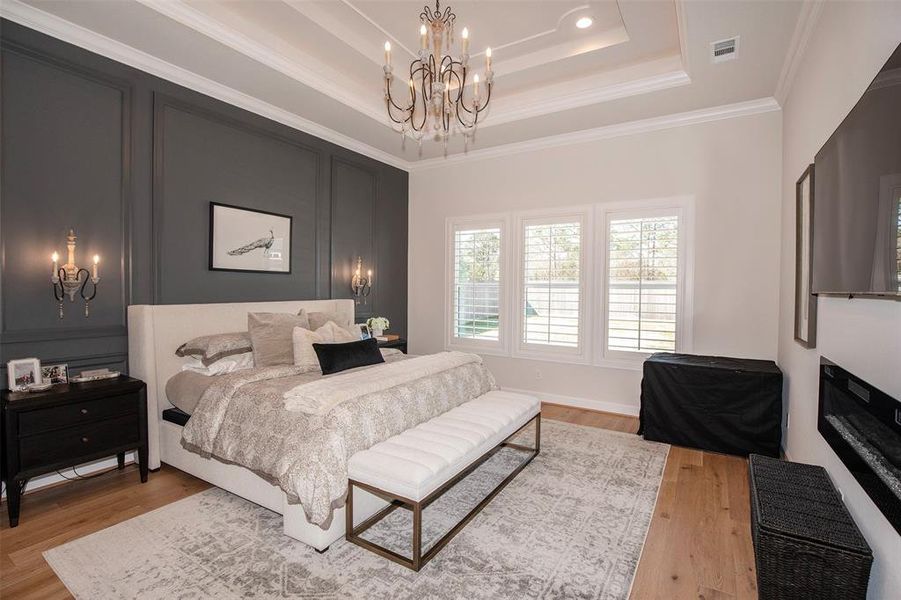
[{"xmin": 209, "ymin": 202, "xmax": 292, "ymax": 273}]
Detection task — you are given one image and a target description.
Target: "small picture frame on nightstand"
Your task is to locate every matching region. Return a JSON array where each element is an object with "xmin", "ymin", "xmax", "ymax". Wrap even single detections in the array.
[
  {"xmin": 7, "ymin": 358, "xmax": 41, "ymax": 391},
  {"xmin": 41, "ymin": 363, "xmax": 69, "ymax": 385}
]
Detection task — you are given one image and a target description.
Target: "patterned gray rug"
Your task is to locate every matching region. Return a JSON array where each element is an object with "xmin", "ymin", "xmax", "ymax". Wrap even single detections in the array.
[{"xmin": 44, "ymin": 420, "xmax": 668, "ymax": 599}]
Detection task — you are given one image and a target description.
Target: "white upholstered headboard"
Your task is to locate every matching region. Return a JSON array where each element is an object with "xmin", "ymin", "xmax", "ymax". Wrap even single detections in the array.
[{"xmin": 128, "ymin": 299, "xmax": 355, "ymax": 469}]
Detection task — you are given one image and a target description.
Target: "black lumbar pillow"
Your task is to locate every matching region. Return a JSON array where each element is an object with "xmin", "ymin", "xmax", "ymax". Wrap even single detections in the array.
[{"xmin": 313, "ymin": 338, "xmax": 385, "ymax": 375}]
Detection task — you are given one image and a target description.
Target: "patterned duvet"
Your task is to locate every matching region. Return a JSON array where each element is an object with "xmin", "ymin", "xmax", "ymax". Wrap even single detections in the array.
[{"xmin": 181, "ymin": 353, "xmax": 496, "ymax": 528}]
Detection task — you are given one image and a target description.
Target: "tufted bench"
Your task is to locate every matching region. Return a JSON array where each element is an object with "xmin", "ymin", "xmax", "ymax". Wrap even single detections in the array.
[{"xmin": 345, "ymin": 390, "xmax": 541, "ymax": 570}]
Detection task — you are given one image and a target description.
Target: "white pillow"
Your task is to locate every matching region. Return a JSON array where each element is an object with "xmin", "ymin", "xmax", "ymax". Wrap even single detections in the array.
[
  {"xmin": 292, "ymin": 321, "xmax": 359, "ymax": 371},
  {"xmin": 181, "ymin": 352, "xmax": 254, "ymax": 376}
]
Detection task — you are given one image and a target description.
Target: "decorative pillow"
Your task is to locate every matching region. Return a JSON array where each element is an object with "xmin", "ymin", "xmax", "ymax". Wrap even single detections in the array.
[
  {"xmin": 308, "ymin": 310, "xmax": 353, "ymax": 331},
  {"xmin": 180, "ymin": 352, "xmax": 254, "ymax": 376},
  {"xmin": 248, "ymin": 310, "xmax": 310, "ymax": 367},
  {"xmin": 175, "ymin": 332, "xmax": 253, "ymax": 366},
  {"xmin": 313, "ymin": 338, "xmax": 384, "ymax": 376},
  {"xmin": 292, "ymin": 322, "xmax": 359, "ymax": 371},
  {"xmin": 321, "ymin": 320, "xmax": 359, "ymax": 343}
]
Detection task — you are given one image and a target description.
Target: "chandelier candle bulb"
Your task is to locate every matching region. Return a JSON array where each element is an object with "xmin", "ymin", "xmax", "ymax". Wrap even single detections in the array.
[
  {"xmin": 384, "ymin": 41, "xmax": 391, "ymax": 66},
  {"xmin": 51, "ymin": 252, "xmax": 59, "ymax": 278},
  {"xmin": 93, "ymin": 254, "xmax": 100, "ymax": 279},
  {"xmin": 420, "ymin": 24, "xmax": 427, "ymax": 49},
  {"xmin": 461, "ymin": 27, "xmax": 469, "ymax": 54},
  {"xmin": 473, "ymin": 73, "xmax": 480, "ymax": 101},
  {"xmin": 486, "ymin": 47, "xmax": 492, "ymax": 71}
]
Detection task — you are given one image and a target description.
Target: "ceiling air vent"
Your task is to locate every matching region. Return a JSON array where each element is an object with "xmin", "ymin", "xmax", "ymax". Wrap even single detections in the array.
[{"xmin": 711, "ymin": 37, "xmax": 739, "ymax": 63}]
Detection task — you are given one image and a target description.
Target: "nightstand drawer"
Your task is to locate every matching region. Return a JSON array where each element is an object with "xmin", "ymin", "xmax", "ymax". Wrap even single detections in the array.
[
  {"xmin": 18, "ymin": 415, "xmax": 141, "ymax": 471},
  {"xmin": 18, "ymin": 393, "xmax": 138, "ymax": 436}
]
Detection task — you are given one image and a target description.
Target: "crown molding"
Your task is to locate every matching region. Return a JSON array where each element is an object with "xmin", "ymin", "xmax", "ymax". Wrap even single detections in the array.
[
  {"xmin": 774, "ymin": 0, "xmax": 824, "ymax": 105},
  {"xmin": 674, "ymin": 0, "xmax": 691, "ymax": 75},
  {"xmin": 484, "ymin": 59, "xmax": 690, "ymax": 129},
  {"xmin": 410, "ymin": 97, "xmax": 781, "ymax": 171},
  {"xmin": 0, "ymin": 0, "xmax": 411, "ymax": 171},
  {"xmin": 134, "ymin": 0, "xmax": 388, "ymax": 126}
]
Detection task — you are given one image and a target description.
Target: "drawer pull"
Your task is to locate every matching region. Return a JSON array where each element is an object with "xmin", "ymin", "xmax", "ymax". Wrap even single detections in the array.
[
  {"xmin": 81, "ymin": 437, "xmax": 90, "ymax": 443},
  {"xmin": 80, "ymin": 408, "xmax": 89, "ymax": 415}
]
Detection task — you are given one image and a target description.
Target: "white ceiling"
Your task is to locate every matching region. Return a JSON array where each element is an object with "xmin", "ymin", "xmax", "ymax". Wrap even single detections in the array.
[{"xmin": 3, "ymin": 0, "xmax": 807, "ymax": 167}]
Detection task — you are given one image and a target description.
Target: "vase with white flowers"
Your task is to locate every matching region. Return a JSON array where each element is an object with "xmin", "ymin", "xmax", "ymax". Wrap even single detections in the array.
[{"xmin": 366, "ymin": 316, "xmax": 390, "ymax": 338}]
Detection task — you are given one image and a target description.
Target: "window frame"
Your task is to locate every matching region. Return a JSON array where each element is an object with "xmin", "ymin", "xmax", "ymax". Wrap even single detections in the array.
[
  {"xmin": 594, "ymin": 197, "xmax": 695, "ymax": 369},
  {"xmin": 512, "ymin": 208, "xmax": 593, "ymax": 364},
  {"xmin": 444, "ymin": 214, "xmax": 511, "ymax": 356}
]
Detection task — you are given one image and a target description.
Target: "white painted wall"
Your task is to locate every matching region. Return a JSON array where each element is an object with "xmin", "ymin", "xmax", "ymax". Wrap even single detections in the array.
[
  {"xmin": 777, "ymin": 3, "xmax": 901, "ymax": 598},
  {"xmin": 409, "ymin": 110, "xmax": 783, "ymax": 414}
]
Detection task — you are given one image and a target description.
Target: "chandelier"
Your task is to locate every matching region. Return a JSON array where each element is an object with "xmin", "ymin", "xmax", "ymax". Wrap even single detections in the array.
[{"xmin": 382, "ymin": 1, "xmax": 493, "ymax": 149}]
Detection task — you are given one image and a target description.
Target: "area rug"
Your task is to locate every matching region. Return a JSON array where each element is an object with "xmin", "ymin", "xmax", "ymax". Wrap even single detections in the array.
[{"xmin": 44, "ymin": 420, "xmax": 668, "ymax": 599}]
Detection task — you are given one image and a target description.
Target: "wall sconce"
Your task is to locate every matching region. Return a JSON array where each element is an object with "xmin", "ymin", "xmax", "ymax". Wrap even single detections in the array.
[
  {"xmin": 350, "ymin": 256, "xmax": 372, "ymax": 304},
  {"xmin": 51, "ymin": 229, "xmax": 100, "ymax": 319}
]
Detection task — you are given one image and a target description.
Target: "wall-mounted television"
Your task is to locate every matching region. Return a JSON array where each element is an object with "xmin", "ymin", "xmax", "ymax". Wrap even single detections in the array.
[{"xmin": 812, "ymin": 43, "xmax": 901, "ymax": 297}]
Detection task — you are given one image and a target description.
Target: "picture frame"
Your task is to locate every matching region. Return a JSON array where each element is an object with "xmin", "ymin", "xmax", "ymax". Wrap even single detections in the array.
[
  {"xmin": 209, "ymin": 202, "xmax": 292, "ymax": 273},
  {"xmin": 41, "ymin": 363, "xmax": 69, "ymax": 385},
  {"xmin": 7, "ymin": 358, "xmax": 42, "ymax": 391},
  {"xmin": 356, "ymin": 323, "xmax": 372, "ymax": 340},
  {"xmin": 794, "ymin": 164, "xmax": 817, "ymax": 348}
]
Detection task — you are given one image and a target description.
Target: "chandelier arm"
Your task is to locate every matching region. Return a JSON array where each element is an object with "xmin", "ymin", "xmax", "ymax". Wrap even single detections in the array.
[
  {"xmin": 421, "ymin": 55, "xmax": 436, "ymax": 102},
  {"xmin": 79, "ymin": 268, "xmax": 97, "ymax": 302},
  {"xmin": 453, "ymin": 64, "xmax": 466, "ymax": 103},
  {"xmin": 455, "ymin": 106, "xmax": 473, "ymax": 129},
  {"xmin": 385, "ymin": 82, "xmax": 409, "ymax": 114},
  {"xmin": 385, "ymin": 100, "xmax": 408, "ymax": 125},
  {"xmin": 442, "ymin": 95, "xmax": 451, "ymax": 133},
  {"xmin": 410, "ymin": 86, "xmax": 428, "ymax": 132},
  {"xmin": 475, "ymin": 83, "xmax": 493, "ymax": 114}
]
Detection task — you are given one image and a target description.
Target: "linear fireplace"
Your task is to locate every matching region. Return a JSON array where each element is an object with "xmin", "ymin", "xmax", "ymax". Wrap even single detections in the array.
[{"xmin": 818, "ymin": 358, "xmax": 901, "ymax": 534}]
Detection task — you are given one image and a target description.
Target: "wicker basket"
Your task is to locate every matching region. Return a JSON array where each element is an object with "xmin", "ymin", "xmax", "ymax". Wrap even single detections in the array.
[{"xmin": 748, "ymin": 454, "xmax": 872, "ymax": 600}]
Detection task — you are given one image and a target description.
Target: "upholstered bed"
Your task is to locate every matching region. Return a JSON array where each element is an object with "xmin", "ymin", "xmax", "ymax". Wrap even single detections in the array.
[{"xmin": 127, "ymin": 299, "xmax": 497, "ymax": 551}]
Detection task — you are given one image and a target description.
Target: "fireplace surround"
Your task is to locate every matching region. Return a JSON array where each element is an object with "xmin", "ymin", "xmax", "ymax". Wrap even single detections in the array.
[{"xmin": 818, "ymin": 358, "xmax": 901, "ymax": 534}]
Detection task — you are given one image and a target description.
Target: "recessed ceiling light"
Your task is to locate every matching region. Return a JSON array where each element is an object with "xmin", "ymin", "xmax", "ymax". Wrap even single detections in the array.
[{"xmin": 576, "ymin": 17, "xmax": 593, "ymax": 29}]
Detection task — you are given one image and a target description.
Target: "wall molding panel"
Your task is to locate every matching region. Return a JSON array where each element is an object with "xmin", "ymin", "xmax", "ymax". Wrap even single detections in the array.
[{"xmin": 0, "ymin": 18, "xmax": 408, "ymax": 387}]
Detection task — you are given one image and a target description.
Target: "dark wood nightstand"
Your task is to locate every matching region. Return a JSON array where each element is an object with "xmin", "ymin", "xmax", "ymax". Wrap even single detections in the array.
[
  {"xmin": 1, "ymin": 376, "xmax": 148, "ymax": 527},
  {"xmin": 378, "ymin": 337, "xmax": 407, "ymax": 354}
]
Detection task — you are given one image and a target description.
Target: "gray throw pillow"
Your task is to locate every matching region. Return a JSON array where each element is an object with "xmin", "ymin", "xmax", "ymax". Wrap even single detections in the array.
[
  {"xmin": 175, "ymin": 332, "xmax": 253, "ymax": 366},
  {"xmin": 248, "ymin": 310, "xmax": 311, "ymax": 367}
]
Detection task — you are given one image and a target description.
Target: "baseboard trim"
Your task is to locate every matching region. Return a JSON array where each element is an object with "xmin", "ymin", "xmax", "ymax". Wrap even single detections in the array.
[
  {"xmin": 502, "ymin": 386, "xmax": 639, "ymax": 417},
  {"xmin": 0, "ymin": 452, "xmax": 136, "ymax": 501}
]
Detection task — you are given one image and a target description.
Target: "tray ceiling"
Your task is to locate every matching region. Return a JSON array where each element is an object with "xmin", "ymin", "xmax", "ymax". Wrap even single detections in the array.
[{"xmin": 3, "ymin": 0, "xmax": 805, "ymax": 166}]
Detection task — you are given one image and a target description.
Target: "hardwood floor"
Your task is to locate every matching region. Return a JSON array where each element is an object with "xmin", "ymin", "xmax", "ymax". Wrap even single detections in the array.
[
  {"xmin": 1, "ymin": 404, "xmax": 756, "ymax": 600},
  {"xmin": 543, "ymin": 403, "xmax": 757, "ymax": 600}
]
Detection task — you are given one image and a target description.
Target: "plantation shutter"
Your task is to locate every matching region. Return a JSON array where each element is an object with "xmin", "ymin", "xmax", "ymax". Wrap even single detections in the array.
[
  {"xmin": 453, "ymin": 227, "xmax": 501, "ymax": 341},
  {"xmin": 522, "ymin": 221, "xmax": 581, "ymax": 348},
  {"xmin": 607, "ymin": 215, "xmax": 679, "ymax": 353}
]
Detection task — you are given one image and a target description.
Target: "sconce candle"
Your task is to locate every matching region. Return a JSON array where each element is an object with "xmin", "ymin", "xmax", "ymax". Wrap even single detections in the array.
[
  {"xmin": 351, "ymin": 256, "xmax": 372, "ymax": 304},
  {"xmin": 50, "ymin": 229, "xmax": 100, "ymax": 319}
]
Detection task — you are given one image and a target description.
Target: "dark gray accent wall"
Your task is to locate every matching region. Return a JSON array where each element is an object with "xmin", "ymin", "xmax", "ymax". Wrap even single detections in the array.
[{"xmin": 0, "ymin": 20, "xmax": 408, "ymax": 386}]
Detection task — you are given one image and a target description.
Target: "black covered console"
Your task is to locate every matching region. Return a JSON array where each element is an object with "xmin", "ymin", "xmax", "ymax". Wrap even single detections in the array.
[{"xmin": 639, "ymin": 353, "xmax": 783, "ymax": 456}]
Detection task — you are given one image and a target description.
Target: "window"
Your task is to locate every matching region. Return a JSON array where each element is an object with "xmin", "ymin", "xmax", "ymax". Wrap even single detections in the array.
[
  {"xmin": 445, "ymin": 199, "xmax": 691, "ymax": 367},
  {"xmin": 518, "ymin": 217, "xmax": 586, "ymax": 355},
  {"xmin": 448, "ymin": 219, "xmax": 506, "ymax": 351},
  {"xmin": 604, "ymin": 210, "xmax": 684, "ymax": 357}
]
